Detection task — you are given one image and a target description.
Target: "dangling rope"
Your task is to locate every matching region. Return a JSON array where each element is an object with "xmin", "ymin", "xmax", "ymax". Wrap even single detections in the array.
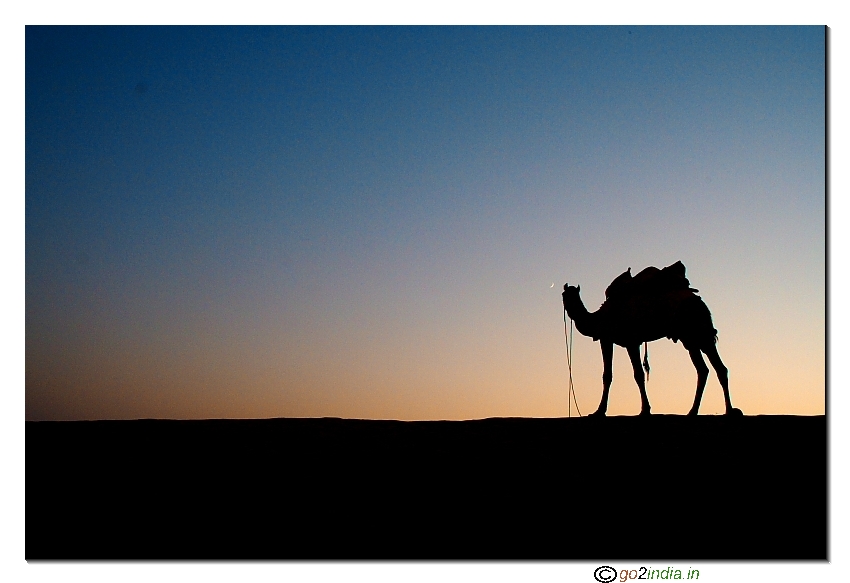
[{"xmin": 564, "ymin": 310, "xmax": 582, "ymax": 417}]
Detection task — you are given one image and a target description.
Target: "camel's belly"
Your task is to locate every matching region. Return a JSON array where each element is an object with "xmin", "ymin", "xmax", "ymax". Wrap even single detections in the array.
[
  {"xmin": 610, "ymin": 330, "xmax": 667, "ymax": 347},
  {"xmin": 611, "ymin": 314, "xmax": 670, "ymax": 347}
]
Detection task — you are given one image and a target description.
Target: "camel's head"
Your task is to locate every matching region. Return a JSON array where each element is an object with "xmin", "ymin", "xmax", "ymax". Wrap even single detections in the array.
[{"xmin": 561, "ymin": 283, "xmax": 581, "ymax": 312}]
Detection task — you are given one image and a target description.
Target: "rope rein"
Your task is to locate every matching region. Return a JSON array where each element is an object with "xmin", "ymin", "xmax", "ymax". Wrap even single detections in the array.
[
  {"xmin": 563, "ymin": 310, "xmax": 582, "ymax": 417},
  {"xmin": 562, "ymin": 312, "xmax": 650, "ymax": 418}
]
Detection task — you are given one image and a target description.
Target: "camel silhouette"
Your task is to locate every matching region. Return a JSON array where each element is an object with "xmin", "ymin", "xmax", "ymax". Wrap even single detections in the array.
[{"xmin": 561, "ymin": 261, "xmax": 742, "ymax": 417}]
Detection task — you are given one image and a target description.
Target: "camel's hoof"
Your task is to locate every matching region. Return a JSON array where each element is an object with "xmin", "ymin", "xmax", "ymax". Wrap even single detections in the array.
[
  {"xmin": 589, "ymin": 410, "xmax": 607, "ymax": 418},
  {"xmin": 639, "ymin": 409, "xmax": 652, "ymax": 417},
  {"xmin": 726, "ymin": 408, "xmax": 744, "ymax": 417},
  {"xmin": 687, "ymin": 409, "xmax": 699, "ymax": 417}
]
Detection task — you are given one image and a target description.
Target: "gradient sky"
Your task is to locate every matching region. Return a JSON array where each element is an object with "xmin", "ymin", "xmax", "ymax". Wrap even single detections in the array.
[{"xmin": 26, "ymin": 26, "xmax": 825, "ymax": 421}]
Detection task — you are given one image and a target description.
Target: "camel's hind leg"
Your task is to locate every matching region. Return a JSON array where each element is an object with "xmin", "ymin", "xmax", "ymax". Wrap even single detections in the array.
[
  {"xmin": 687, "ymin": 347, "xmax": 710, "ymax": 416},
  {"xmin": 702, "ymin": 344, "xmax": 740, "ymax": 415}
]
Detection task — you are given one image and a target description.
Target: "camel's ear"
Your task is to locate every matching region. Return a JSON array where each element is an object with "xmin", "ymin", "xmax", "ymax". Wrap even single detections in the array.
[{"xmin": 576, "ymin": 284, "xmax": 580, "ymax": 293}]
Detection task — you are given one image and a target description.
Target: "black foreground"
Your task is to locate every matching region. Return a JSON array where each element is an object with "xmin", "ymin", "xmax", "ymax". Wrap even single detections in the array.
[{"xmin": 26, "ymin": 415, "xmax": 826, "ymax": 560}]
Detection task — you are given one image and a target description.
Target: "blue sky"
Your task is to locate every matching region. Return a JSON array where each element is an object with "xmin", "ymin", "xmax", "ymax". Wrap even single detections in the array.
[
  {"xmin": 8, "ymin": 4, "xmax": 849, "ymax": 581},
  {"xmin": 26, "ymin": 26, "xmax": 824, "ymax": 420}
]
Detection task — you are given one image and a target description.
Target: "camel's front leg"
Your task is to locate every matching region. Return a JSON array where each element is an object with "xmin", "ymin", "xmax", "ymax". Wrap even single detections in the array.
[
  {"xmin": 591, "ymin": 340, "xmax": 613, "ymax": 417},
  {"xmin": 627, "ymin": 344, "xmax": 651, "ymax": 416}
]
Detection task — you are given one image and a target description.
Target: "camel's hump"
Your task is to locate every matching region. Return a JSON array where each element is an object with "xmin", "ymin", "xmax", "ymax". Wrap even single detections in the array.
[{"xmin": 605, "ymin": 261, "xmax": 694, "ymax": 300}]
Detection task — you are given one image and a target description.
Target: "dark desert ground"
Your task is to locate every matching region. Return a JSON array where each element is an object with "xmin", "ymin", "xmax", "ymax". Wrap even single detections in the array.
[{"xmin": 27, "ymin": 414, "xmax": 825, "ymax": 560}]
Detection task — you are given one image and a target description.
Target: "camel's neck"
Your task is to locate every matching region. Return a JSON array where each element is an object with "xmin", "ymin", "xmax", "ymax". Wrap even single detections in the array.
[{"xmin": 564, "ymin": 294, "xmax": 604, "ymax": 340}]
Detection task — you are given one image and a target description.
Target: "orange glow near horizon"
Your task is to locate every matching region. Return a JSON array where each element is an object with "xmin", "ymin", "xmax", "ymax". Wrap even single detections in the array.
[{"xmin": 26, "ymin": 27, "xmax": 824, "ymax": 421}]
